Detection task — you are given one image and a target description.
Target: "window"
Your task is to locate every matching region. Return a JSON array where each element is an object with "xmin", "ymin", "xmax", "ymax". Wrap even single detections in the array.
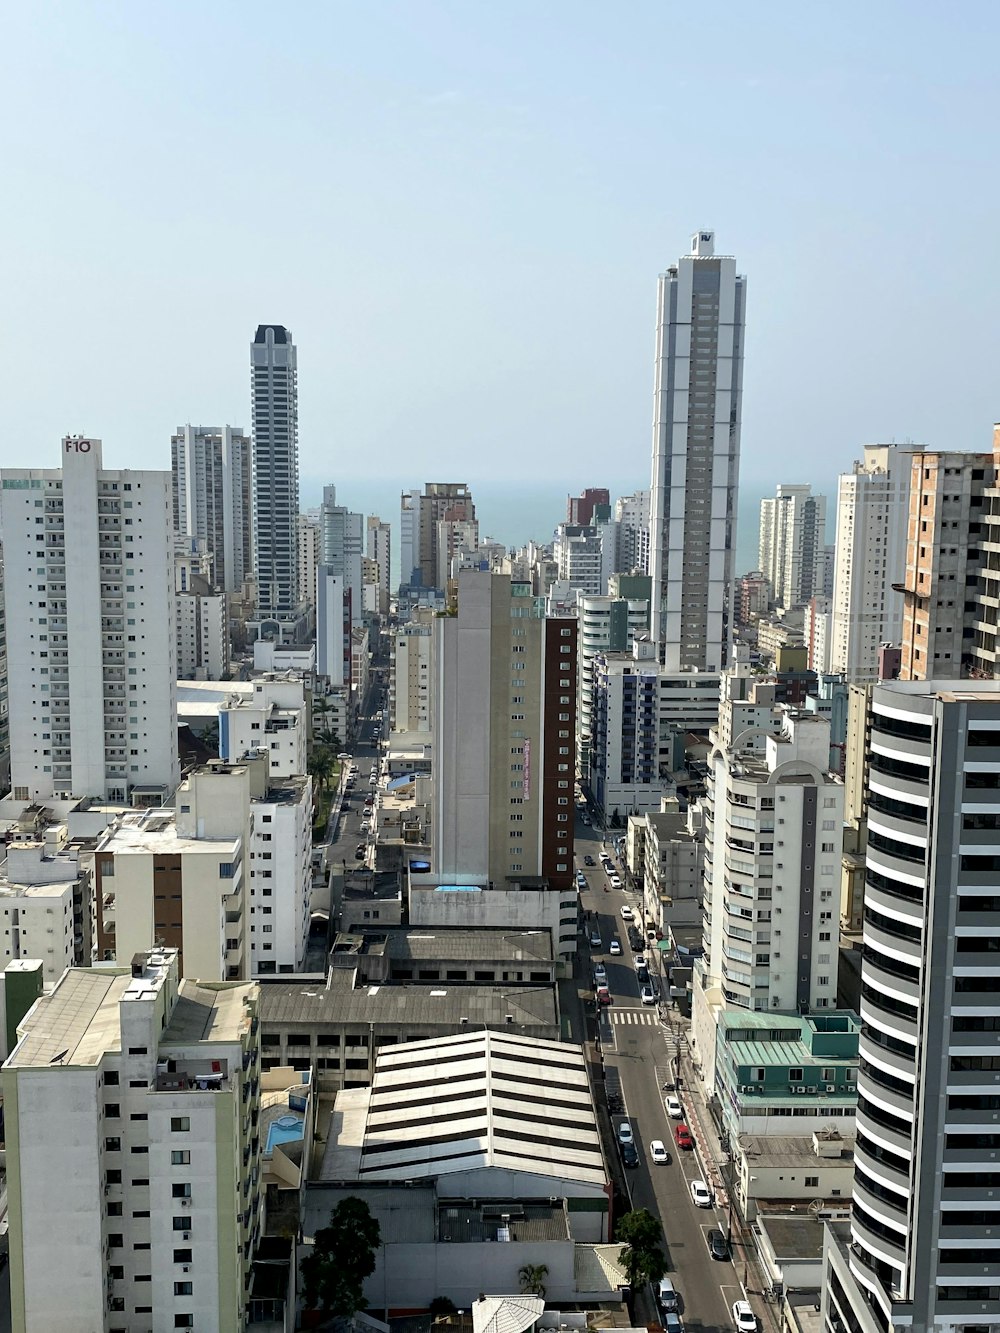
[
  {"xmin": 173, "ymin": 1249, "xmax": 193, "ymax": 1263},
  {"xmin": 172, "ymin": 1217, "xmax": 191, "ymax": 1232},
  {"xmin": 170, "ymin": 1117, "xmax": 190, "ymax": 1132},
  {"xmin": 174, "ymin": 1282, "xmax": 193, "ymax": 1296},
  {"xmin": 104, "ymin": 1070, "xmax": 120, "ymax": 1086},
  {"xmin": 175, "ymin": 1318, "xmax": 194, "ymax": 1329},
  {"xmin": 105, "ymin": 1103, "xmax": 121, "ymax": 1118},
  {"xmin": 219, "ymin": 862, "xmax": 236, "ymax": 878},
  {"xmin": 172, "ymin": 1183, "xmax": 192, "ymax": 1198},
  {"xmin": 171, "ymin": 1150, "xmax": 191, "ymax": 1165},
  {"xmin": 127, "ymin": 1045, "xmax": 147, "ymax": 1056},
  {"xmin": 105, "ymin": 1137, "xmax": 121, "ymax": 1152},
  {"xmin": 788, "ymin": 1068, "xmax": 803, "ymax": 1082},
  {"xmin": 805, "ymin": 1176, "xmax": 819, "ymax": 1188}
]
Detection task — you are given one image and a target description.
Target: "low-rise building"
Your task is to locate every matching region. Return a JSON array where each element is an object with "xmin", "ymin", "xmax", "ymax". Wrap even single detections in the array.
[
  {"xmin": 2, "ymin": 948, "xmax": 261, "ymax": 1333},
  {"xmin": 641, "ymin": 802, "xmax": 704, "ymax": 935},
  {"xmin": 408, "ymin": 870, "xmax": 578, "ymax": 959},
  {"xmin": 219, "ymin": 674, "xmax": 308, "ymax": 780},
  {"xmin": 328, "ymin": 927, "xmax": 556, "ymax": 987},
  {"xmin": 0, "ymin": 824, "xmax": 93, "ymax": 983}
]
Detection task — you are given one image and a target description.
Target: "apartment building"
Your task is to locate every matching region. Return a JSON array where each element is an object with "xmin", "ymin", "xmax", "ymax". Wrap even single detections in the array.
[
  {"xmin": 218, "ymin": 674, "xmax": 308, "ymax": 780},
  {"xmin": 759, "ymin": 483, "xmax": 827, "ymax": 611},
  {"xmin": 2, "ymin": 948, "xmax": 261, "ymax": 1333},
  {"xmin": 170, "ymin": 424, "xmax": 252, "ymax": 593},
  {"xmin": 320, "ymin": 486, "xmax": 365, "ymax": 627},
  {"xmin": 366, "ymin": 516, "xmax": 391, "ymax": 616},
  {"xmin": 391, "ymin": 612, "xmax": 433, "ymax": 732},
  {"xmin": 431, "ymin": 570, "xmax": 578, "ymax": 888},
  {"xmin": 251, "ymin": 324, "xmax": 303, "ymax": 638},
  {"xmin": 830, "ymin": 444, "xmax": 922, "ymax": 683},
  {"xmin": 822, "ymin": 679, "xmax": 1000, "ymax": 1333},
  {"xmin": 296, "ymin": 513, "xmax": 321, "ymax": 614},
  {"xmin": 0, "ymin": 830, "xmax": 90, "ymax": 984},
  {"xmin": 0, "ymin": 437, "xmax": 179, "ymax": 806},
  {"xmin": 648, "ymin": 231, "xmax": 746, "ymax": 671},
  {"xmin": 553, "ymin": 520, "xmax": 614, "ymax": 596},
  {"xmin": 576, "ymin": 590, "xmax": 650, "ymax": 774},
  {"xmin": 613, "ymin": 490, "xmax": 650, "ymax": 576},
  {"xmin": 567, "ymin": 487, "xmax": 610, "ymax": 526},
  {"xmin": 316, "ymin": 568, "xmax": 350, "ymax": 688}
]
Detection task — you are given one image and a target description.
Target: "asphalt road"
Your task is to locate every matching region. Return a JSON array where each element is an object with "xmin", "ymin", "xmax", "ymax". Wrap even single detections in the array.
[{"xmin": 575, "ymin": 816, "xmax": 745, "ymax": 1333}]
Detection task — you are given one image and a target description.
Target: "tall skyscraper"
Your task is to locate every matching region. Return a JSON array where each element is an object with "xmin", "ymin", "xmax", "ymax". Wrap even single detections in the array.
[
  {"xmin": 613, "ymin": 489, "xmax": 650, "ymax": 576},
  {"xmin": 399, "ymin": 487, "xmax": 420, "ymax": 590},
  {"xmin": 418, "ymin": 483, "xmax": 476, "ymax": 589},
  {"xmin": 170, "ymin": 424, "xmax": 252, "ymax": 593},
  {"xmin": 823, "ymin": 678, "xmax": 1000, "ymax": 1333},
  {"xmin": 431, "ymin": 570, "xmax": 577, "ymax": 888},
  {"xmin": 758, "ymin": 483, "xmax": 827, "ymax": 610},
  {"xmin": 0, "ymin": 438, "xmax": 179, "ymax": 805},
  {"xmin": 830, "ymin": 444, "xmax": 922, "ymax": 683},
  {"xmin": 648, "ymin": 231, "xmax": 746, "ymax": 672},
  {"xmin": 320, "ymin": 486, "xmax": 365, "ymax": 627},
  {"xmin": 367, "ymin": 515, "xmax": 391, "ymax": 615},
  {"xmin": 250, "ymin": 325, "xmax": 300, "ymax": 633}
]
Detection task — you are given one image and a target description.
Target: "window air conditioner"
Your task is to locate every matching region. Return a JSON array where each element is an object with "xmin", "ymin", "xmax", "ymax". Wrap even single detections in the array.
[
  {"xmin": 182, "ymin": 1232, "xmax": 190, "ymax": 1241},
  {"xmin": 181, "ymin": 1198, "xmax": 191, "ymax": 1207}
]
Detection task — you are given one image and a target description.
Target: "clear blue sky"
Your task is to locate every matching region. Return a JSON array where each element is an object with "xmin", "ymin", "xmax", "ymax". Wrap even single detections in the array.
[{"xmin": 2, "ymin": 0, "xmax": 998, "ymax": 506}]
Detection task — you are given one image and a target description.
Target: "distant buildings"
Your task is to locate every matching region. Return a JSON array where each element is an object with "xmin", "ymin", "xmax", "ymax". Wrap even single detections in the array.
[
  {"xmin": 613, "ymin": 488, "xmax": 650, "ymax": 576},
  {"xmin": 319, "ymin": 485, "xmax": 364, "ymax": 627},
  {"xmin": 567, "ymin": 486, "xmax": 610, "ymax": 525},
  {"xmin": 648, "ymin": 231, "xmax": 746, "ymax": 671},
  {"xmin": 399, "ymin": 482, "xmax": 477, "ymax": 591},
  {"xmin": 2, "ymin": 948, "xmax": 261, "ymax": 1332},
  {"xmin": 576, "ymin": 585, "xmax": 651, "ymax": 775},
  {"xmin": 366, "ymin": 515, "xmax": 391, "ymax": 615},
  {"xmin": 170, "ymin": 424, "xmax": 252, "ymax": 593},
  {"xmin": 758, "ymin": 483, "xmax": 827, "ymax": 610},
  {"xmin": 251, "ymin": 324, "xmax": 303, "ymax": 638},
  {"xmin": 553, "ymin": 519, "xmax": 613, "ymax": 595},
  {"xmin": 0, "ymin": 437, "xmax": 179, "ymax": 806}
]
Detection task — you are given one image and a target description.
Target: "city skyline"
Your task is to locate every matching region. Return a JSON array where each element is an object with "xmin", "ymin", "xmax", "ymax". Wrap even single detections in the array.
[{"xmin": 2, "ymin": 4, "xmax": 999, "ymax": 491}]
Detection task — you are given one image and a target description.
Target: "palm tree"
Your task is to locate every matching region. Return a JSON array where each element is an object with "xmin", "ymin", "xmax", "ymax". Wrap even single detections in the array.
[
  {"xmin": 308, "ymin": 747, "xmax": 335, "ymax": 792},
  {"xmin": 518, "ymin": 1263, "xmax": 548, "ymax": 1299}
]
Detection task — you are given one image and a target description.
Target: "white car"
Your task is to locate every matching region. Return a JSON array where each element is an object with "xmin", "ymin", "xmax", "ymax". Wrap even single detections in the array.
[
  {"xmin": 650, "ymin": 1139, "xmax": 670, "ymax": 1164},
  {"xmin": 690, "ymin": 1179, "xmax": 713, "ymax": 1208},
  {"xmin": 640, "ymin": 984, "xmax": 656, "ymax": 1005},
  {"xmin": 633, "ymin": 953, "xmax": 647, "ymax": 970},
  {"xmin": 609, "ymin": 940, "xmax": 622, "ymax": 955},
  {"xmin": 620, "ymin": 905, "xmax": 634, "ymax": 921},
  {"xmin": 732, "ymin": 1301, "xmax": 756, "ymax": 1332},
  {"xmin": 664, "ymin": 1094, "xmax": 683, "ymax": 1118},
  {"xmin": 359, "ymin": 821, "xmax": 371, "ymax": 835},
  {"xmin": 617, "ymin": 1119, "xmax": 634, "ymax": 1145},
  {"xmin": 609, "ymin": 873, "xmax": 622, "ymax": 889}
]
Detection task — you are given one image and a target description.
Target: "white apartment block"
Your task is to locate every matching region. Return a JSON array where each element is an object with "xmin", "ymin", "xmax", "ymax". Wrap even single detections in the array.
[
  {"xmin": 352, "ymin": 624, "xmax": 371, "ymax": 708},
  {"xmin": 2, "ymin": 948, "xmax": 261, "ymax": 1333},
  {"xmin": 577, "ymin": 592, "xmax": 650, "ymax": 774},
  {"xmin": 0, "ymin": 839, "xmax": 79, "ymax": 984},
  {"xmin": 804, "ymin": 594, "xmax": 833, "ymax": 674},
  {"xmin": 649, "ymin": 231, "xmax": 746, "ymax": 672},
  {"xmin": 758, "ymin": 483, "xmax": 827, "ymax": 610},
  {"xmin": 613, "ymin": 489, "xmax": 650, "ymax": 575},
  {"xmin": 399, "ymin": 487, "xmax": 420, "ymax": 590},
  {"xmin": 171, "ymin": 424, "xmax": 252, "ymax": 593},
  {"xmin": 248, "ymin": 774, "xmax": 311, "ymax": 976},
  {"xmin": 367, "ymin": 516, "xmax": 391, "ymax": 615},
  {"xmin": 436, "ymin": 516, "xmax": 480, "ymax": 587},
  {"xmin": 296, "ymin": 513, "xmax": 320, "ymax": 613},
  {"xmin": 696, "ymin": 707, "xmax": 843, "ymax": 1039},
  {"xmin": 218, "ymin": 674, "xmax": 307, "ymax": 780},
  {"xmin": 316, "ymin": 568, "xmax": 348, "ymax": 687},
  {"xmin": 830, "ymin": 443, "xmax": 922, "ymax": 683},
  {"xmin": 251, "ymin": 325, "xmax": 301, "ymax": 632},
  {"xmin": 175, "ymin": 589, "xmax": 227, "ymax": 681},
  {"xmin": 320, "ymin": 486, "xmax": 365, "ymax": 627},
  {"xmin": 392, "ymin": 615, "xmax": 433, "ymax": 732},
  {"xmin": 553, "ymin": 521, "xmax": 613, "ymax": 596},
  {"xmin": 0, "ymin": 437, "xmax": 179, "ymax": 806}
]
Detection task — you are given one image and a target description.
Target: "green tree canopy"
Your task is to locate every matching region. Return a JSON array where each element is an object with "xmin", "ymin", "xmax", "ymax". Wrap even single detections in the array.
[
  {"xmin": 616, "ymin": 1207, "xmax": 668, "ymax": 1286},
  {"xmin": 300, "ymin": 1196, "xmax": 381, "ymax": 1315}
]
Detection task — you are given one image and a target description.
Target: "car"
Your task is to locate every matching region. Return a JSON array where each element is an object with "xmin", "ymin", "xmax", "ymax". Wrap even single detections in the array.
[
  {"xmin": 650, "ymin": 1139, "xmax": 670, "ymax": 1164},
  {"xmin": 596, "ymin": 985, "xmax": 611, "ymax": 1005},
  {"xmin": 627, "ymin": 928, "xmax": 643, "ymax": 949},
  {"xmin": 640, "ymin": 984, "xmax": 656, "ymax": 1005},
  {"xmin": 590, "ymin": 932, "xmax": 602, "ymax": 949},
  {"xmin": 664, "ymin": 1095, "xmax": 683, "ymax": 1118},
  {"xmin": 609, "ymin": 940, "xmax": 622, "ymax": 955},
  {"xmin": 348, "ymin": 764, "xmax": 359, "ymax": 775},
  {"xmin": 593, "ymin": 964, "xmax": 607, "ymax": 985},
  {"xmin": 359, "ymin": 821, "xmax": 371, "ymax": 834},
  {"xmin": 617, "ymin": 1119, "xmax": 634, "ymax": 1144},
  {"xmin": 338, "ymin": 752, "xmax": 351, "ymax": 761},
  {"xmin": 609, "ymin": 873, "xmax": 622, "ymax": 889},
  {"xmin": 600, "ymin": 853, "xmax": 612, "ymax": 866},
  {"xmin": 634, "ymin": 953, "xmax": 647, "ymax": 970},
  {"xmin": 657, "ymin": 1278, "xmax": 678, "ymax": 1314},
  {"xmin": 662, "ymin": 1315, "xmax": 683, "ymax": 1333},
  {"xmin": 636, "ymin": 967, "xmax": 650, "ymax": 988},
  {"xmin": 584, "ymin": 855, "xmax": 596, "ymax": 866},
  {"xmin": 732, "ymin": 1300, "xmax": 756, "ymax": 1332},
  {"xmin": 707, "ymin": 1228, "xmax": 730, "ymax": 1261},
  {"xmin": 674, "ymin": 1122, "xmax": 694, "ymax": 1150},
  {"xmin": 581, "ymin": 814, "xmax": 591, "ymax": 826},
  {"xmin": 364, "ymin": 797, "xmax": 375, "ymax": 809},
  {"xmin": 620, "ymin": 1140, "xmax": 639, "ymax": 1168},
  {"xmin": 690, "ymin": 1179, "xmax": 712, "ymax": 1208},
  {"xmin": 620, "ymin": 905, "xmax": 634, "ymax": 920},
  {"xmin": 354, "ymin": 845, "xmax": 366, "ymax": 859}
]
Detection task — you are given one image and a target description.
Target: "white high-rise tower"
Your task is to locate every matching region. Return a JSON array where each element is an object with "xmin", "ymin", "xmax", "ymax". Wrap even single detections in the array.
[
  {"xmin": 251, "ymin": 324, "xmax": 301, "ymax": 636},
  {"xmin": 171, "ymin": 424, "xmax": 252, "ymax": 593},
  {"xmin": 648, "ymin": 231, "xmax": 746, "ymax": 671}
]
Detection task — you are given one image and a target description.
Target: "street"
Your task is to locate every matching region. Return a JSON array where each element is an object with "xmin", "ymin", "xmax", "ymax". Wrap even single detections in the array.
[{"xmin": 573, "ymin": 816, "xmax": 745, "ymax": 1333}]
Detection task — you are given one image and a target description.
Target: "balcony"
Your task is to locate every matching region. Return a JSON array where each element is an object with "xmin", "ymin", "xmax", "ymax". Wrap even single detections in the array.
[{"xmin": 153, "ymin": 1058, "xmax": 230, "ymax": 1092}]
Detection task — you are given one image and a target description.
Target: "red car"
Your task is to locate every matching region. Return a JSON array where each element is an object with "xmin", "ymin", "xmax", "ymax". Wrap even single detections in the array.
[
  {"xmin": 674, "ymin": 1122, "xmax": 694, "ymax": 1150},
  {"xmin": 596, "ymin": 985, "xmax": 612, "ymax": 1005}
]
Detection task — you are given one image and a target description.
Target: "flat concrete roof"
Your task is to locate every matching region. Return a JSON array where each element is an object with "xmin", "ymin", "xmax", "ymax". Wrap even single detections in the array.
[
  {"xmin": 742, "ymin": 1134, "xmax": 854, "ymax": 1168},
  {"xmin": 758, "ymin": 1212, "xmax": 827, "ymax": 1261},
  {"xmin": 95, "ymin": 811, "xmax": 240, "ymax": 858},
  {"xmin": 162, "ymin": 982, "xmax": 254, "ymax": 1045},
  {"xmin": 382, "ymin": 928, "xmax": 552, "ymax": 964}
]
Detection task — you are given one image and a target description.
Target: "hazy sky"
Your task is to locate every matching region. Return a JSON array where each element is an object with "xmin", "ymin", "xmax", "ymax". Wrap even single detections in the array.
[{"xmin": 3, "ymin": 1, "xmax": 998, "ymax": 508}]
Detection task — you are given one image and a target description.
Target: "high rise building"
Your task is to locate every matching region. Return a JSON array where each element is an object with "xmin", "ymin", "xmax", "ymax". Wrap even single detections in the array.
[
  {"xmin": 170, "ymin": 424, "xmax": 252, "ymax": 593},
  {"xmin": 0, "ymin": 438, "xmax": 179, "ymax": 806},
  {"xmin": 2, "ymin": 948, "xmax": 261, "ymax": 1332},
  {"xmin": 391, "ymin": 612, "xmax": 433, "ymax": 733},
  {"xmin": 0, "ymin": 542, "xmax": 8, "ymax": 792},
  {"xmin": 431, "ymin": 570, "xmax": 577, "ymax": 887},
  {"xmin": 367, "ymin": 515, "xmax": 391, "ymax": 616},
  {"xmin": 613, "ymin": 489, "xmax": 650, "ymax": 576},
  {"xmin": 822, "ymin": 678, "xmax": 1000, "ymax": 1333},
  {"xmin": 296, "ymin": 513, "xmax": 320, "ymax": 614},
  {"xmin": 758, "ymin": 483, "xmax": 827, "ymax": 610},
  {"xmin": 648, "ymin": 231, "xmax": 746, "ymax": 672},
  {"xmin": 250, "ymin": 325, "xmax": 301, "ymax": 635},
  {"xmin": 830, "ymin": 444, "xmax": 922, "ymax": 683},
  {"xmin": 174, "ymin": 536, "xmax": 228, "ymax": 680},
  {"xmin": 399, "ymin": 487, "xmax": 421, "ymax": 590},
  {"xmin": 418, "ymin": 483, "xmax": 476, "ymax": 589},
  {"xmin": 319, "ymin": 486, "xmax": 365, "ymax": 627},
  {"xmin": 567, "ymin": 487, "xmax": 610, "ymax": 526},
  {"xmin": 576, "ymin": 588, "xmax": 651, "ymax": 774},
  {"xmin": 316, "ymin": 568, "xmax": 350, "ymax": 687},
  {"xmin": 553, "ymin": 520, "xmax": 614, "ymax": 596}
]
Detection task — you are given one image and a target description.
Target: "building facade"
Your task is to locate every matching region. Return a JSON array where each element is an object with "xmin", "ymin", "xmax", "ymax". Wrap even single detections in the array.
[
  {"xmin": 320, "ymin": 486, "xmax": 364, "ymax": 627},
  {"xmin": 251, "ymin": 325, "xmax": 301, "ymax": 634},
  {"xmin": 648, "ymin": 231, "xmax": 746, "ymax": 672},
  {"xmin": 1, "ymin": 438, "xmax": 179, "ymax": 805},
  {"xmin": 759, "ymin": 483, "xmax": 827, "ymax": 611},
  {"xmin": 366, "ymin": 515, "xmax": 391, "ymax": 615},
  {"xmin": 170, "ymin": 424, "xmax": 252, "ymax": 593}
]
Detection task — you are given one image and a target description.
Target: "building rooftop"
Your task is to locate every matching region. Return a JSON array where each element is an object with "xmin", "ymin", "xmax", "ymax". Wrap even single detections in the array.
[
  {"xmin": 94, "ymin": 810, "xmax": 241, "ymax": 858},
  {"xmin": 5, "ymin": 967, "xmax": 133, "ymax": 1068},
  {"xmin": 741, "ymin": 1134, "xmax": 854, "ymax": 1169},
  {"xmin": 756, "ymin": 1212, "xmax": 827, "ymax": 1261},
  {"xmin": 382, "ymin": 929, "xmax": 552, "ymax": 964},
  {"xmin": 259, "ymin": 973, "xmax": 557, "ymax": 1030},
  {"xmin": 161, "ymin": 981, "xmax": 254, "ymax": 1046}
]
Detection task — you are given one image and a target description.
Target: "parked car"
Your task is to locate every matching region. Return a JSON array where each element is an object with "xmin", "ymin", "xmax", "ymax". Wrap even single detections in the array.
[
  {"xmin": 634, "ymin": 953, "xmax": 647, "ymax": 970},
  {"xmin": 664, "ymin": 1095, "xmax": 683, "ymax": 1118},
  {"xmin": 707, "ymin": 1228, "xmax": 730, "ymax": 1261},
  {"xmin": 593, "ymin": 964, "xmax": 607, "ymax": 985},
  {"xmin": 620, "ymin": 1140, "xmax": 639, "ymax": 1168},
  {"xmin": 577, "ymin": 873, "xmax": 587, "ymax": 889},
  {"xmin": 640, "ymin": 984, "xmax": 656, "ymax": 1005},
  {"xmin": 650, "ymin": 1139, "xmax": 670, "ymax": 1164},
  {"xmin": 674, "ymin": 1122, "xmax": 694, "ymax": 1150},
  {"xmin": 590, "ymin": 932, "xmax": 602, "ymax": 949},
  {"xmin": 581, "ymin": 813, "xmax": 591, "ymax": 826},
  {"xmin": 732, "ymin": 1300, "xmax": 756, "ymax": 1332},
  {"xmin": 596, "ymin": 985, "xmax": 611, "ymax": 1005},
  {"xmin": 657, "ymin": 1278, "xmax": 679, "ymax": 1314},
  {"xmin": 354, "ymin": 845, "xmax": 366, "ymax": 859},
  {"xmin": 620, "ymin": 905, "xmax": 634, "ymax": 920},
  {"xmin": 584, "ymin": 855, "xmax": 596, "ymax": 866},
  {"xmin": 662, "ymin": 1315, "xmax": 683, "ymax": 1333},
  {"xmin": 609, "ymin": 873, "xmax": 622, "ymax": 889},
  {"xmin": 360, "ymin": 821, "xmax": 371, "ymax": 834},
  {"xmin": 690, "ymin": 1179, "xmax": 712, "ymax": 1208},
  {"xmin": 627, "ymin": 928, "xmax": 643, "ymax": 949},
  {"xmin": 609, "ymin": 940, "xmax": 622, "ymax": 955},
  {"xmin": 618, "ymin": 1119, "xmax": 634, "ymax": 1145}
]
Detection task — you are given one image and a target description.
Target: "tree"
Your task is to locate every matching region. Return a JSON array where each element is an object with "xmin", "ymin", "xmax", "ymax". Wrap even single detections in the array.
[
  {"xmin": 300, "ymin": 1196, "xmax": 381, "ymax": 1316},
  {"xmin": 616, "ymin": 1208, "xmax": 667, "ymax": 1287},
  {"xmin": 308, "ymin": 746, "xmax": 336, "ymax": 792},
  {"xmin": 518, "ymin": 1262, "xmax": 548, "ymax": 1298}
]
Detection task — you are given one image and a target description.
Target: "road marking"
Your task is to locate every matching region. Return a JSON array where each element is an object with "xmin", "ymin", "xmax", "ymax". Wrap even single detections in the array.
[{"xmin": 611, "ymin": 1010, "xmax": 658, "ymax": 1025}]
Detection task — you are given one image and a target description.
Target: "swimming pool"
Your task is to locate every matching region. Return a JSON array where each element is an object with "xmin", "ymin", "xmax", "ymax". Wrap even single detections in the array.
[{"xmin": 265, "ymin": 1113, "xmax": 304, "ymax": 1155}]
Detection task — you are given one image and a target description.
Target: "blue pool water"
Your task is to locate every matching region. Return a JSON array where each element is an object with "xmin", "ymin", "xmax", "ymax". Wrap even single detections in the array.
[{"xmin": 265, "ymin": 1114, "xmax": 304, "ymax": 1154}]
